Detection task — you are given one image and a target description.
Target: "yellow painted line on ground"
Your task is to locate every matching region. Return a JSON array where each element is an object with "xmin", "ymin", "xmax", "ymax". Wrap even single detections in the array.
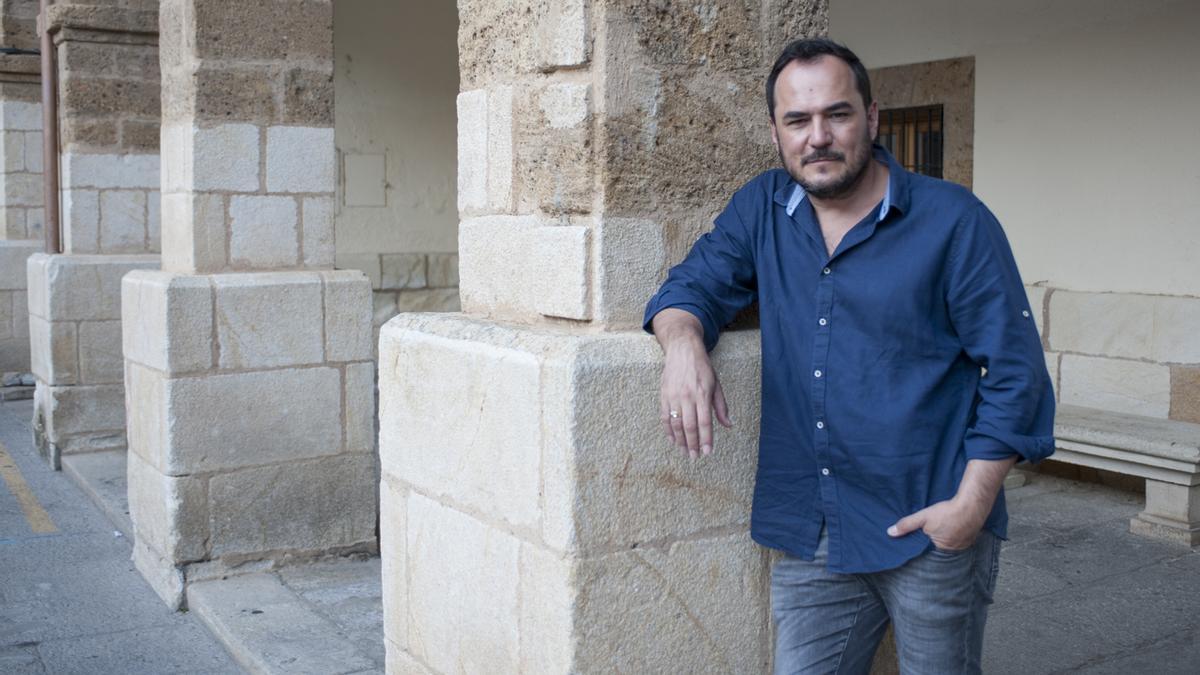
[{"xmin": 0, "ymin": 440, "xmax": 57, "ymax": 534}]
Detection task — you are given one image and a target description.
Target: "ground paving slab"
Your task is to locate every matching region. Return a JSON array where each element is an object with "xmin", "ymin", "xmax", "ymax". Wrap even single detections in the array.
[{"xmin": 5, "ymin": 393, "xmax": 1200, "ymax": 674}]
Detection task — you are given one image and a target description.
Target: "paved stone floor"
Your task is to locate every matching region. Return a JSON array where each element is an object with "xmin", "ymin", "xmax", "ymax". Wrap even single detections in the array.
[
  {"xmin": 3, "ymin": 392, "xmax": 1200, "ymax": 674},
  {"xmin": 0, "ymin": 399, "xmax": 240, "ymax": 674}
]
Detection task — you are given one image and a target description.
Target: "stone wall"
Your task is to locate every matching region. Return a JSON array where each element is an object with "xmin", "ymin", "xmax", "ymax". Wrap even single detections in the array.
[{"xmin": 1029, "ymin": 285, "xmax": 1200, "ymax": 424}]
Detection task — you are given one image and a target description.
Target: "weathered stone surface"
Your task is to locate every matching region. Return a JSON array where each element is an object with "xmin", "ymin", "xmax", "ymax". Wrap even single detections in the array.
[
  {"xmin": 99, "ymin": 189, "xmax": 148, "ymax": 253},
  {"xmin": 456, "ymin": 88, "xmax": 513, "ymax": 214},
  {"xmin": 1060, "ymin": 354, "xmax": 1171, "ymax": 418},
  {"xmin": 457, "ymin": 215, "xmax": 539, "ymax": 319},
  {"xmin": 132, "ymin": 537, "xmax": 186, "ymax": 610},
  {"xmin": 207, "ymin": 452, "xmax": 376, "ymax": 558},
  {"xmin": 335, "ymin": 252, "xmax": 381, "ymax": 289},
  {"xmin": 160, "ymin": 192, "xmax": 226, "ymax": 274},
  {"xmin": 1049, "ymin": 291, "xmax": 1200, "ymax": 364},
  {"xmin": 228, "ymin": 196, "xmax": 299, "ymax": 269},
  {"xmin": 395, "ymin": 289, "xmax": 461, "ymax": 314},
  {"xmin": 425, "ymin": 253, "xmax": 458, "ymax": 288},
  {"xmin": 28, "ymin": 316, "xmax": 77, "ymax": 385},
  {"xmin": 27, "ymin": 253, "xmax": 159, "ymax": 322},
  {"xmin": 190, "ymin": 0, "xmax": 333, "ymax": 64},
  {"xmin": 1151, "ymin": 296, "xmax": 1200, "ymax": 364},
  {"xmin": 265, "ymin": 126, "xmax": 335, "ymax": 194},
  {"xmin": 282, "ymin": 68, "xmax": 334, "ymax": 126},
  {"xmin": 322, "ymin": 271, "xmax": 373, "ymax": 363},
  {"xmin": 34, "ymin": 381, "xmax": 126, "ymax": 440},
  {"xmin": 122, "ymin": 271, "xmax": 213, "ymax": 374},
  {"xmin": 0, "ymin": 99, "xmax": 40, "ymax": 131},
  {"xmin": 379, "ymin": 326, "xmax": 543, "ymax": 531},
  {"xmin": 61, "ymin": 188, "xmax": 99, "ymax": 253},
  {"xmin": 1170, "ymin": 366, "xmax": 1200, "ymax": 425},
  {"xmin": 193, "ymin": 66, "xmax": 277, "ymax": 123},
  {"xmin": 573, "ymin": 532, "xmax": 771, "ymax": 673},
  {"xmin": 59, "ymin": 78, "xmax": 160, "ymax": 120},
  {"xmin": 534, "ymin": 0, "xmax": 589, "ymax": 70},
  {"xmin": 148, "ymin": 367, "xmax": 343, "ymax": 476},
  {"xmin": 125, "ymin": 361, "xmax": 165, "ymax": 469},
  {"xmin": 213, "ymin": 272, "xmax": 323, "ymax": 369},
  {"xmin": 2, "ymin": 171, "xmax": 41, "ymax": 206},
  {"xmin": 515, "ymin": 82, "xmax": 593, "ymax": 214},
  {"xmin": 0, "ymin": 240, "xmax": 39, "ymax": 290},
  {"xmin": 166, "ymin": 123, "xmax": 260, "ymax": 193},
  {"xmin": 78, "ymin": 320, "xmax": 123, "ymax": 384},
  {"xmin": 379, "ymin": 475, "xmax": 408, "ymax": 649},
  {"xmin": 61, "ymin": 152, "xmax": 159, "ymax": 190},
  {"xmin": 532, "ymin": 224, "xmax": 589, "ymax": 320},
  {"xmin": 517, "ymin": 544, "xmax": 574, "ymax": 673},
  {"xmin": 126, "ymin": 448, "xmax": 208, "ymax": 563},
  {"xmin": 596, "ymin": 217, "xmax": 667, "ymax": 328},
  {"xmin": 403, "ymin": 492, "xmax": 520, "ymax": 674},
  {"xmin": 380, "ymin": 253, "xmax": 426, "ymax": 290},
  {"xmin": 344, "ymin": 361, "xmax": 375, "ymax": 454},
  {"xmin": 301, "ymin": 196, "xmax": 334, "ymax": 268}
]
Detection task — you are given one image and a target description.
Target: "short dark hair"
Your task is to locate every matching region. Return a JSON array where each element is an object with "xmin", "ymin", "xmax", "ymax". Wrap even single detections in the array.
[{"xmin": 766, "ymin": 38, "xmax": 872, "ymax": 119}]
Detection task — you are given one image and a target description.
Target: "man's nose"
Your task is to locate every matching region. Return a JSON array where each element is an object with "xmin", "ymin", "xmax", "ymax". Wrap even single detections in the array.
[{"xmin": 809, "ymin": 119, "xmax": 833, "ymax": 147}]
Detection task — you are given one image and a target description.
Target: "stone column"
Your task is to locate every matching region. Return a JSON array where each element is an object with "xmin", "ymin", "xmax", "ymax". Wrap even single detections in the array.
[
  {"xmin": 26, "ymin": 1, "xmax": 160, "ymax": 467},
  {"xmin": 123, "ymin": 0, "xmax": 374, "ymax": 609},
  {"xmin": 0, "ymin": 0, "xmax": 43, "ymax": 374},
  {"xmin": 379, "ymin": 2, "xmax": 825, "ymax": 672}
]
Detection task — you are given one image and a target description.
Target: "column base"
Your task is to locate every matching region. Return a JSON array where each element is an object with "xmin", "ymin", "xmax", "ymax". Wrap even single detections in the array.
[
  {"xmin": 378, "ymin": 313, "xmax": 768, "ymax": 673},
  {"xmin": 0, "ymin": 240, "xmax": 41, "ymax": 373},
  {"xmin": 1131, "ymin": 480, "xmax": 1200, "ymax": 546}
]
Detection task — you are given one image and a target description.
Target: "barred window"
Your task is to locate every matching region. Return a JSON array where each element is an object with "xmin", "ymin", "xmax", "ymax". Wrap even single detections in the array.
[{"xmin": 877, "ymin": 105, "xmax": 944, "ymax": 178}]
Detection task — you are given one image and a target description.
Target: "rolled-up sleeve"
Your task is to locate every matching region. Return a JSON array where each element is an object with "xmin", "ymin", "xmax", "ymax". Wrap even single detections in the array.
[
  {"xmin": 946, "ymin": 203, "xmax": 1056, "ymax": 463},
  {"xmin": 643, "ymin": 195, "xmax": 759, "ymax": 351}
]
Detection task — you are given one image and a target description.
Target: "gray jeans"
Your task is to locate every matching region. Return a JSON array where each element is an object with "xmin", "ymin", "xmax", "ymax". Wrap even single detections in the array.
[{"xmin": 770, "ymin": 528, "xmax": 1001, "ymax": 674}]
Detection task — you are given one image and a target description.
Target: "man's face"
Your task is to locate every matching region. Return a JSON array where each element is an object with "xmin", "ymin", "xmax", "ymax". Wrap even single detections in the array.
[{"xmin": 770, "ymin": 56, "xmax": 878, "ymax": 200}]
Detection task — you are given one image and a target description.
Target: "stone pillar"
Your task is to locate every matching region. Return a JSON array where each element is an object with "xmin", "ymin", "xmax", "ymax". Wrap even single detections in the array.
[
  {"xmin": 379, "ymin": 2, "xmax": 825, "ymax": 672},
  {"xmin": 0, "ymin": 0, "xmax": 43, "ymax": 373},
  {"xmin": 26, "ymin": 2, "xmax": 161, "ymax": 467},
  {"xmin": 123, "ymin": 0, "xmax": 374, "ymax": 609}
]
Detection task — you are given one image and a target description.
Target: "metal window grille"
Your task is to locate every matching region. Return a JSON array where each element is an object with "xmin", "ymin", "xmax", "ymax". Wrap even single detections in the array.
[{"xmin": 877, "ymin": 104, "xmax": 944, "ymax": 178}]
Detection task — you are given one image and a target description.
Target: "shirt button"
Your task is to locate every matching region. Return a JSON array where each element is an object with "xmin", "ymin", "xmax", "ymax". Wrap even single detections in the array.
[
  {"xmin": 1022, "ymin": 310, "xmax": 1031, "ymax": 318},
  {"xmin": 816, "ymin": 421, "xmax": 825, "ymax": 429},
  {"xmin": 814, "ymin": 370, "xmax": 823, "ymax": 378},
  {"xmin": 819, "ymin": 318, "xmax": 827, "ymax": 326},
  {"xmin": 823, "ymin": 267, "xmax": 832, "ymax": 275},
  {"xmin": 821, "ymin": 468, "xmax": 831, "ymax": 476}
]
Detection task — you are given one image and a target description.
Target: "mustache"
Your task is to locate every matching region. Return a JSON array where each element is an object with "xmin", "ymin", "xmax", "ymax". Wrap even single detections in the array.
[{"xmin": 802, "ymin": 149, "xmax": 844, "ymax": 165}]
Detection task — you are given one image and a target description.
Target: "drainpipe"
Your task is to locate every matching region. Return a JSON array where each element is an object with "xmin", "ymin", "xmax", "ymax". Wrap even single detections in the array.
[{"xmin": 39, "ymin": 0, "xmax": 60, "ymax": 254}]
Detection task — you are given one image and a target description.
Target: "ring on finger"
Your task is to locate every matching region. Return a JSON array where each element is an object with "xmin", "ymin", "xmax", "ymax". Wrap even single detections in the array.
[{"xmin": 669, "ymin": 410, "xmax": 680, "ymax": 419}]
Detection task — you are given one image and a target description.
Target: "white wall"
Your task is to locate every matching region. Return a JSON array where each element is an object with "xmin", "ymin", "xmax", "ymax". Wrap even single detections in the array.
[
  {"xmin": 831, "ymin": 0, "xmax": 1200, "ymax": 297},
  {"xmin": 333, "ymin": 0, "xmax": 458, "ymax": 257}
]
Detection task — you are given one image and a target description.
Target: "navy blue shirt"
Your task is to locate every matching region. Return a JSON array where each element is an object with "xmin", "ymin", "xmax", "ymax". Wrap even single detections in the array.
[{"xmin": 644, "ymin": 147, "xmax": 1055, "ymax": 573}]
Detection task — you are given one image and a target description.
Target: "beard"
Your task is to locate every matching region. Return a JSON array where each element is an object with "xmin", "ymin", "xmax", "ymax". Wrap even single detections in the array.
[{"xmin": 781, "ymin": 130, "xmax": 873, "ymax": 200}]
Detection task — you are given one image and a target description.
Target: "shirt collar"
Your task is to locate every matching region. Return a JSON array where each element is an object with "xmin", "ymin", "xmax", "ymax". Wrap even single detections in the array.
[{"xmin": 774, "ymin": 143, "xmax": 910, "ymax": 220}]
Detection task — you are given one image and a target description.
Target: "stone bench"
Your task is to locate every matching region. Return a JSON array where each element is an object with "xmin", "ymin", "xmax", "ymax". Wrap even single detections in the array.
[{"xmin": 1052, "ymin": 404, "xmax": 1200, "ymax": 545}]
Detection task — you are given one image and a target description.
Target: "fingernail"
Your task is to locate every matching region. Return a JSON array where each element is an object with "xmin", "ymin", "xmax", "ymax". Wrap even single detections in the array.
[{"xmin": 887, "ymin": 526, "xmax": 898, "ymax": 536}]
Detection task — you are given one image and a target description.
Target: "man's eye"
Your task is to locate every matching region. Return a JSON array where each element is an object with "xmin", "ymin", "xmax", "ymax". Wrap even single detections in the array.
[{"xmin": 831, "ymin": 112, "xmax": 850, "ymax": 120}]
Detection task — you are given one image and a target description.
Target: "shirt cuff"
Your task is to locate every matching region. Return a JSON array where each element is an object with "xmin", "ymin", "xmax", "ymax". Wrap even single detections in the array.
[{"xmin": 643, "ymin": 303, "xmax": 721, "ymax": 352}]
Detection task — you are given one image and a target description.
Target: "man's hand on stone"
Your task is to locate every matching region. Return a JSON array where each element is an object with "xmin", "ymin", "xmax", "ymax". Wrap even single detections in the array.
[{"xmin": 651, "ymin": 309, "xmax": 733, "ymax": 459}]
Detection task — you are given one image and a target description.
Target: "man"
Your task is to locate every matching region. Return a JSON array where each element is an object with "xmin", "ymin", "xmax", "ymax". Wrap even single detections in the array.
[{"xmin": 643, "ymin": 39, "xmax": 1055, "ymax": 674}]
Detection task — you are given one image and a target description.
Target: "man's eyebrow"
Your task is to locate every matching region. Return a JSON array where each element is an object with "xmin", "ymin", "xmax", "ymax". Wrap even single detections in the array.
[
  {"xmin": 824, "ymin": 101, "xmax": 854, "ymax": 113},
  {"xmin": 780, "ymin": 101, "xmax": 854, "ymax": 120}
]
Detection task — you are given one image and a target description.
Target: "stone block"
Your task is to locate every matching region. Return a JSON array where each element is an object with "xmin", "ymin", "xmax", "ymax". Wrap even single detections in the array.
[
  {"xmin": 132, "ymin": 537, "xmax": 186, "ymax": 611},
  {"xmin": 1060, "ymin": 354, "xmax": 1171, "ymax": 418},
  {"xmin": 1, "ymin": 206, "xmax": 27, "ymax": 239},
  {"xmin": 345, "ymin": 361, "xmax": 375, "ymax": 454},
  {"xmin": 380, "ymin": 475, "xmax": 408, "ymax": 649},
  {"xmin": 62, "ymin": 188, "xmax": 99, "ymax": 253},
  {"xmin": 78, "ymin": 320, "xmax": 123, "ymax": 385},
  {"xmin": 380, "ymin": 253, "xmax": 426, "ymax": 290},
  {"xmin": 373, "ymin": 291, "xmax": 398, "ymax": 327},
  {"xmin": 403, "ymin": 492, "xmax": 520, "ymax": 675},
  {"xmin": 4, "ymin": 171, "xmax": 42, "ymax": 206},
  {"xmin": 120, "ymin": 120, "xmax": 160, "ymax": 153},
  {"xmin": 0, "ymin": 100, "xmax": 41, "ymax": 130},
  {"xmin": 457, "ymin": 215, "xmax": 538, "ymax": 319},
  {"xmin": 571, "ymin": 532, "xmax": 770, "ymax": 672},
  {"xmin": 171, "ymin": 123, "xmax": 260, "ymax": 193},
  {"xmin": 25, "ymin": 251, "xmax": 48, "ymax": 319},
  {"xmin": 160, "ymin": 192, "xmax": 227, "ymax": 274},
  {"xmin": 228, "ymin": 195, "xmax": 300, "ymax": 269},
  {"xmin": 614, "ymin": 0, "xmax": 763, "ymax": 68},
  {"xmin": 301, "ymin": 196, "xmax": 334, "ymax": 268},
  {"xmin": 535, "ymin": 0, "xmax": 589, "ymax": 70},
  {"xmin": 126, "ymin": 448, "xmax": 208, "ymax": 563},
  {"xmin": 35, "ymin": 381, "xmax": 126, "ymax": 441},
  {"xmin": 426, "ymin": 253, "xmax": 458, "ymax": 288},
  {"xmin": 1133, "ymin": 480, "xmax": 1200, "ymax": 546},
  {"xmin": 147, "ymin": 190, "xmax": 161, "ymax": 250},
  {"xmin": 191, "ymin": 0, "xmax": 333, "ymax": 64},
  {"xmin": 1046, "ymin": 351, "xmax": 1060, "ymax": 397},
  {"xmin": 1048, "ymin": 291, "xmax": 1152, "ymax": 361},
  {"xmin": 99, "ymin": 189, "xmax": 148, "ymax": 253},
  {"xmin": 456, "ymin": 88, "xmax": 513, "ymax": 214},
  {"xmin": 213, "ymin": 272, "xmax": 323, "ymax": 369},
  {"xmin": 207, "ymin": 452, "xmax": 376, "ymax": 558},
  {"xmin": 516, "ymin": 83, "xmax": 593, "ymax": 214},
  {"xmin": 60, "ymin": 77, "xmax": 159, "ymax": 120},
  {"xmin": 395, "ymin": 289, "xmax": 461, "ymax": 313},
  {"xmin": 283, "ymin": 68, "xmax": 334, "ymax": 127},
  {"xmin": 1025, "ymin": 285, "xmax": 1047, "ymax": 338},
  {"xmin": 61, "ymin": 152, "xmax": 159, "ymax": 190},
  {"xmin": 23, "ymin": 130, "xmax": 42, "ymax": 174},
  {"xmin": 322, "ymin": 271, "xmax": 372, "ymax": 363},
  {"xmin": 125, "ymin": 362, "xmax": 165, "ymax": 469},
  {"xmin": 517, "ymin": 544, "xmax": 575, "ymax": 673},
  {"xmin": 532, "ymin": 225, "xmax": 590, "ymax": 320},
  {"xmin": 1150, "ymin": 296, "xmax": 1200, "ymax": 364},
  {"xmin": 32, "ymin": 253, "xmax": 159, "ymax": 322},
  {"xmin": 1, "ymin": 129, "xmax": 24, "ymax": 171},
  {"xmin": 151, "ymin": 367, "xmax": 343, "ymax": 476},
  {"xmin": 380, "ymin": 327, "xmax": 543, "ymax": 532},
  {"xmin": 596, "ymin": 218, "xmax": 667, "ymax": 328},
  {"xmin": 335, "ymin": 252, "xmax": 381, "ymax": 289},
  {"xmin": 386, "ymin": 640, "xmax": 433, "ymax": 675},
  {"xmin": 265, "ymin": 126, "xmax": 335, "ymax": 194},
  {"xmin": 1170, "ymin": 366, "xmax": 1200, "ymax": 425},
  {"xmin": 28, "ymin": 315, "xmax": 77, "ymax": 385},
  {"xmin": 193, "ymin": 66, "xmax": 277, "ymax": 123},
  {"xmin": 122, "ymin": 272, "xmax": 213, "ymax": 374},
  {"xmin": 0, "ymin": 240, "xmax": 39, "ymax": 290}
]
